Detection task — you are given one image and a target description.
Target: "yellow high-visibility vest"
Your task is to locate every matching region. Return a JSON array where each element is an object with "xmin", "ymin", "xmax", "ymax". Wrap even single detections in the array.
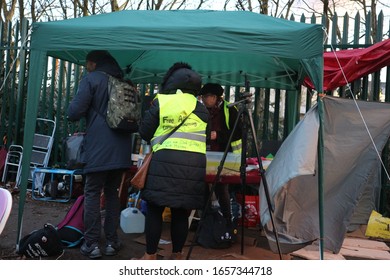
[
  {"xmin": 223, "ymin": 100, "xmax": 242, "ymax": 154},
  {"xmin": 151, "ymin": 91, "xmax": 207, "ymax": 154}
]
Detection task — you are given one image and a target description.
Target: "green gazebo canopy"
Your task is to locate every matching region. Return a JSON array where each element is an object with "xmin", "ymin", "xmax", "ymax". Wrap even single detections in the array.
[{"xmin": 18, "ymin": 10, "xmax": 324, "ymax": 248}]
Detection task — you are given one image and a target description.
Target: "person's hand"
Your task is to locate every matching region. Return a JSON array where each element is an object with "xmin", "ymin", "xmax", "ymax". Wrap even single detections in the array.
[{"xmin": 210, "ymin": 131, "xmax": 217, "ymax": 140}]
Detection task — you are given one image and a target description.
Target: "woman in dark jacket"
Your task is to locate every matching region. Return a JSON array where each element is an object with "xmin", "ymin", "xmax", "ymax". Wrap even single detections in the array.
[
  {"xmin": 67, "ymin": 50, "xmax": 133, "ymax": 259},
  {"xmin": 135, "ymin": 62, "xmax": 209, "ymax": 260}
]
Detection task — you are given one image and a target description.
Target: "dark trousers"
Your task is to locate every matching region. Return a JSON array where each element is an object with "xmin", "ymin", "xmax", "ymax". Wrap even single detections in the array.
[
  {"xmin": 83, "ymin": 169, "xmax": 123, "ymax": 246},
  {"xmin": 145, "ymin": 203, "xmax": 189, "ymax": 254}
]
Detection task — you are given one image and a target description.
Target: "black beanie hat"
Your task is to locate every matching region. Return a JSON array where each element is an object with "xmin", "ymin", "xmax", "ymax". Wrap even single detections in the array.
[
  {"xmin": 200, "ymin": 83, "xmax": 224, "ymax": 97},
  {"xmin": 86, "ymin": 50, "xmax": 111, "ymax": 63},
  {"xmin": 85, "ymin": 50, "xmax": 123, "ymax": 79},
  {"xmin": 161, "ymin": 62, "xmax": 202, "ymax": 95}
]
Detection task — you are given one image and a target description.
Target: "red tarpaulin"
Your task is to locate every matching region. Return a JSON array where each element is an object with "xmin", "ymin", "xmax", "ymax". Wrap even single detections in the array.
[{"xmin": 305, "ymin": 38, "xmax": 390, "ymax": 91}]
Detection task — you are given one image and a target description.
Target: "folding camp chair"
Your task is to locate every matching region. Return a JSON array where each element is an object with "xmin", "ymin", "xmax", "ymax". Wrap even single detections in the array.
[
  {"xmin": 28, "ymin": 118, "xmax": 56, "ymax": 195},
  {"xmin": 30, "ymin": 118, "xmax": 85, "ymax": 203},
  {"xmin": 1, "ymin": 145, "xmax": 23, "ymax": 188}
]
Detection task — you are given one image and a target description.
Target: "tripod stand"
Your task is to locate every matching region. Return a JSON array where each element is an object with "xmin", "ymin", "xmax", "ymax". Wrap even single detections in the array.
[{"xmin": 186, "ymin": 92, "xmax": 282, "ymax": 260}]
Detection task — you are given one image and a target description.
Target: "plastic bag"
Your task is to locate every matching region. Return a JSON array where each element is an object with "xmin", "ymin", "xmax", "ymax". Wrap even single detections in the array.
[
  {"xmin": 64, "ymin": 133, "xmax": 86, "ymax": 169},
  {"xmin": 365, "ymin": 210, "xmax": 390, "ymax": 240},
  {"xmin": 236, "ymin": 194, "xmax": 260, "ymax": 227}
]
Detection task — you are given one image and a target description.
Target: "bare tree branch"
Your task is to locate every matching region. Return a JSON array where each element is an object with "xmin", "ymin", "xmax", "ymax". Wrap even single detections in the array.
[
  {"xmin": 111, "ymin": 0, "xmax": 119, "ymax": 11},
  {"xmin": 59, "ymin": 0, "xmax": 68, "ymax": 19},
  {"xmin": 284, "ymin": 0, "xmax": 295, "ymax": 18},
  {"xmin": 2, "ymin": 0, "xmax": 17, "ymax": 22},
  {"xmin": 258, "ymin": 0, "xmax": 268, "ymax": 15},
  {"xmin": 82, "ymin": 0, "xmax": 88, "ymax": 16},
  {"xmin": 33, "ymin": 0, "xmax": 59, "ymax": 21},
  {"xmin": 18, "ymin": 0, "xmax": 24, "ymax": 23},
  {"xmin": 169, "ymin": 0, "xmax": 179, "ymax": 10},
  {"xmin": 155, "ymin": 0, "xmax": 164, "ymax": 10},
  {"xmin": 371, "ymin": 0, "xmax": 377, "ymax": 42},
  {"xmin": 271, "ymin": 0, "xmax": 280, "ymax": 17},
  {"xmin": 137, "ymin": 0, "xmax": 144, "ymax": 10},
  {"xmin": 237, "ymin": 0, "xmax": 246, "ymax": 10},
  {"xmin": 118, "ymin": 0, "xmax": 131, "ymax": 10},
  {"xmin": 196, "ymin": 0, "xmax": 206, "ymax": 10},
  {"xmin": 248, "ymin": 0, "xmax": 253, "ymax": 11},
  {"xmin": 31, "ymin": 0, "xmax": 36, "ymax": 21}
]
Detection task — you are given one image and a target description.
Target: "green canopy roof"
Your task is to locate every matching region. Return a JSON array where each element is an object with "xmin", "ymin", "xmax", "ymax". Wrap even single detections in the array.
[{"xmin": 31, "ymin": 9, "xmax": 324, "ymax": 90}]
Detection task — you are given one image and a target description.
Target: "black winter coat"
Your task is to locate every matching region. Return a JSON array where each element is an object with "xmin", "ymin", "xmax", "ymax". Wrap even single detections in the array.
[
  {"xmin": 206, "ymin": 100, "xmax": 242, "ymax": 152},
  {"xmin": 67, "ymin": 64, "xmax": 133, "ymax": 173},
  {"xmin": 139, "ymin": 95, "xmax": 209, "ymax": 209}
]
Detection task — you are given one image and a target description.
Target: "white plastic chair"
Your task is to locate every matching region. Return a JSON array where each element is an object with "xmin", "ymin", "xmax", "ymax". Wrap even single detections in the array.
[{"xmin": 0, "ymin": 188, "xmax": 12, "ymax": 235}]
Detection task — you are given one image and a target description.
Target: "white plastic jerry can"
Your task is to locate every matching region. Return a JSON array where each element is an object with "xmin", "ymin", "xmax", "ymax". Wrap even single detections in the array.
[{"xmin": 120, "ymin": 207, "xmax": 145, "ymax": 233}]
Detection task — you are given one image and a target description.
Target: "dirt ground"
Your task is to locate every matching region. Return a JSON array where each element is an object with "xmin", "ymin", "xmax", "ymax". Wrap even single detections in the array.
[
  {"xmin": 0, "ymin": 188, "xmax": 289, "ymax": 261},
  {"xmin": 3, "ymin": 187, "xmax": 390, "ymax": 261}
]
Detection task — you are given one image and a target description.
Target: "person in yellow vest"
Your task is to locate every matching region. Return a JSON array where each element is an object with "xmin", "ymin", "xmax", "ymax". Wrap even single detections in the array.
[
  {"xmin": 200, "ymin": 83, "xmax": 242, "ymax": 239},
  {"xmin": 135, "ymin": 62, "xmax": 209, "ymax": 260}
]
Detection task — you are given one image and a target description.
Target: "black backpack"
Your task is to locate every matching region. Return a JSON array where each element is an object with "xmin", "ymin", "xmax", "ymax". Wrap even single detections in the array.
[
  {"xmin": 197, "ymin": 207, "xmax": 233, "ymax": 249},
  {"xmin": 17, "ymin": 223, "xmax": 64, "ymax": 259},
  {"xmin": 106, "ymin": 75, "xmax": 141, "ymax": 132}
]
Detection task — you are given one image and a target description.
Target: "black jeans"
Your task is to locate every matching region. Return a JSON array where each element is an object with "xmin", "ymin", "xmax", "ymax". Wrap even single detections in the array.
[{"xmin": 83, "ymin": 169, "xmax": 124, "ymax": 246}]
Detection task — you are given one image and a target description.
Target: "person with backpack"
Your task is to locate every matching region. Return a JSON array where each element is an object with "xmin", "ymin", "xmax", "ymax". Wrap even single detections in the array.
[
  {"xmin": 133, "ymin": 62, "xmax": 209, "ymax": 260},
  {"xmin": 67, "ymin": 50, "xmax": 133, "ymax": 259}
]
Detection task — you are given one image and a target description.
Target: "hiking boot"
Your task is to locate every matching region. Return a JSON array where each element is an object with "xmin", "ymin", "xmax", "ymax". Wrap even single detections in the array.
[
  {"xmin": 103, "ymin": 241, "xmax": 121, "ymax": 256},
  {"xmin": 80, "ymin": 242, "xmax": 102, "ymax": 259}
]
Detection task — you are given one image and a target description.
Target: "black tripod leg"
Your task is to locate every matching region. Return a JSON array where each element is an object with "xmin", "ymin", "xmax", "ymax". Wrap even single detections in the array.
[
  {"xmin": 246, "ymin": 107, "xmax": 283, "ymax": 260},
  {"xmin": 186, "ymin": 103, "xmax": 244, "ymax": 260},
  {"xmin": 239, "ymin": 108, "xmax": 248, "ymax": 255}
]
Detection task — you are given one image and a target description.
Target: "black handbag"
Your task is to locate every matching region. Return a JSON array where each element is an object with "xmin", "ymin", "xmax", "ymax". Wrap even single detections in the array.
[
  {"xmin": 197, "ymin": 207, "xmax": 233, "ymax": 249},
  {"xmin": 64, "ymin": 132, "xmax": 86, "ymax": 169}
]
